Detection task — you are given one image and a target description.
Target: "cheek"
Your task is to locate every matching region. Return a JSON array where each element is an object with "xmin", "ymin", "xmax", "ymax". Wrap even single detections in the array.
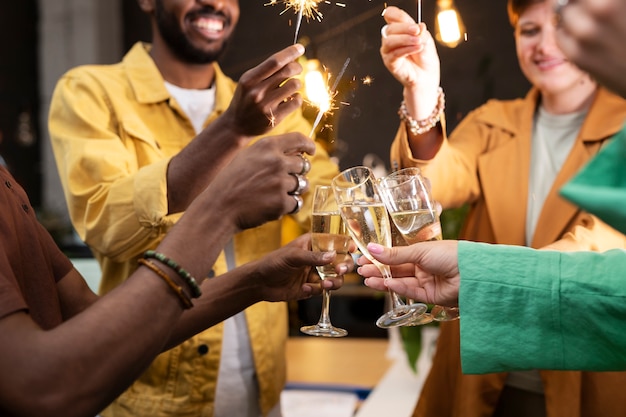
[
  {"xmin": 516, "ymin": 47, "xmax": 534, "ymax": 74},
  {"xmin": 229, "ymin": 0, "xmax": 240, "ymax": 24}
]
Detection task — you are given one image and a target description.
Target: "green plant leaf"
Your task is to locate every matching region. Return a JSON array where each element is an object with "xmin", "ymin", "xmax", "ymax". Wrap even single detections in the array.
[{"xmin": 400, "ymin": 325, "xmax": 422, "ymax": 373}]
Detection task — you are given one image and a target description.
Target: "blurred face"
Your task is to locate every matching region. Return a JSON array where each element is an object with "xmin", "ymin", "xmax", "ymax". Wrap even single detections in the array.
[
  {"xmin": 514, "ymin": 2, "xmax": 589, "ymax": 95},
  {"xmin": 154, "ymin": 0, "xmax": 240, "ymax": 64}
]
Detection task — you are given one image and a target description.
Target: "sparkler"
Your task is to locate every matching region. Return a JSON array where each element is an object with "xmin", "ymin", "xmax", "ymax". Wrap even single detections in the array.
[
  {"xmin": 308, "ymin": 57, "xmax": 350, "ymax": 138},
  {"xmin": 265, "ymin": 1, "xmax": 346, "ymax": 44}
]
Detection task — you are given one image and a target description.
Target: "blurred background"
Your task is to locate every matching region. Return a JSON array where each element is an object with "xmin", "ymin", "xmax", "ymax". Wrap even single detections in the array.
[{"xmin": 0, "ymin": 0, "xmax": 530, "ymax": 334}]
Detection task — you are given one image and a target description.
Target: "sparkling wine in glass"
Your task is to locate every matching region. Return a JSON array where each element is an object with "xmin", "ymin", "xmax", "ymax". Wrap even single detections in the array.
[
  {"xmin": 379, "ymin": 168, "xmax": 459, "ymax": 322},
  {"xmin": 332, "ymin": 166, "xmax": 427, "ymax": 328},
  {"xmin": 300, "ymin": 185, "xmax": 350, "ymax": 337}
]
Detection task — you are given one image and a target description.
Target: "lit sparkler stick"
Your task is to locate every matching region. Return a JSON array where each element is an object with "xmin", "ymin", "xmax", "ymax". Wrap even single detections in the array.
[
  {"xmin": 308, "ymin": 57, "xmax": 350, "ymax": 138},
  {"xmin": 294, "ymin": 7, "xmax": 304, "ymax": 44}
]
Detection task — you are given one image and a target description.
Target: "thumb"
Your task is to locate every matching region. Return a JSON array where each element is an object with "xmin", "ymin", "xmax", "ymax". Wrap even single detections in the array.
[
  {"xmin": 293, "ymin": 248, "xmax": 336, "ymax": 268},
  {"xmin": 313, "ymin": 250, "xmax": 336, "ymax": 267},
  {"xmin": 366, "ymin": 243, "xmax": 393, "ymax": 264},
  {"xmin": 367, "ymin": 242, "xmax": 415, "ymax": 265}
]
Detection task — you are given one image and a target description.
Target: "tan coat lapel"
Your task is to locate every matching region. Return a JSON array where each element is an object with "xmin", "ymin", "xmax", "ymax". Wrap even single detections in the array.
[
  {"xmin": 474, "ymin": 89, "xmax": 538, "ymax": 245},
  {"xmin": 531, "ymin": 88, "xmax": 626, "ymax": 248}
]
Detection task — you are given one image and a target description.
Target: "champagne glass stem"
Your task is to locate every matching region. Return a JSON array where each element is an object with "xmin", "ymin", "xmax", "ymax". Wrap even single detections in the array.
[
  {"xmin": 317, "ymin": 288, "xmax": 332, "ymax": 329},
  {"xmin": 381, "ymin": 264, "xmax": 407, "ymax": 310},
  {"xmin": 374, "ymin": 263, "xmax": 427, "ymax": 328},
  {"xmin": 388, "ymin": 288, "xmax": 407, "ymax": 310}
]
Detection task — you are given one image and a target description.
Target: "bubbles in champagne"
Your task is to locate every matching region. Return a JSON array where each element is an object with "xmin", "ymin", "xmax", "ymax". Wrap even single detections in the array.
[
  {"xmin": 339, "ymin": 202, "xmax": 390, "ymax": 266},
  {"xmin": 311, "ymin": 212, "xmax": 351, "ymax": 277}
]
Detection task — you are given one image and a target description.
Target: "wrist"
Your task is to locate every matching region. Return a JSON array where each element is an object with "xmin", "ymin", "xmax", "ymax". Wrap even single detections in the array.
[{"xmin": 399, "ymin": 87, "xmax": 445, "ymax": 136}]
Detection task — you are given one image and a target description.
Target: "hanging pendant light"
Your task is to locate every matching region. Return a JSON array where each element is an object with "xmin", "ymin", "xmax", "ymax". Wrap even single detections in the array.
[{"xmin": 435, "ymin": 0, "xmax": 466, "ymax": 48}]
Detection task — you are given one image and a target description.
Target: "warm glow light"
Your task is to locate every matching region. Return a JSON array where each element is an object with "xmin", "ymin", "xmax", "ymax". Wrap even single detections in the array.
[
  {"xmin": 305, "ymin": 65, "xmax": 331, "ymax": 113},
  {"xmin": 435, "ymin": 0, "xmax": 466, "ymax": 48},
  {"xmin": 300, "ymin": 57, "xmax": 350, "ymax": 137},
  {"xmin": 437, "ymin": 10, "xmax": 461, "ymax": 44}
]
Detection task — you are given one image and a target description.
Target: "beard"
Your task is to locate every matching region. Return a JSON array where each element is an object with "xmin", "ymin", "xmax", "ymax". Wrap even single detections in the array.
[{"xmin": 154, "ymin": 0, "xmax": 231, "ymax": 64}]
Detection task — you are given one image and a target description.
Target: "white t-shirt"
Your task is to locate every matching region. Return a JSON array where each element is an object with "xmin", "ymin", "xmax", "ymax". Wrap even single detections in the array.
[{"xmin": 526, "ymin": 105, "xmax": 586, "ymax": 245}]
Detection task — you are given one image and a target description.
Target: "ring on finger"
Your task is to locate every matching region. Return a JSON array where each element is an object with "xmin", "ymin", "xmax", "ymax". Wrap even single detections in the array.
[
  {"xmin": 381, "ymin": 24, "xmax": 389, "ymax": 39},
  {"xmin": 289, "ymin": 194, "xmax": 304, "ymax": 215},
  {"xmin": 290, "ymin": 173, "xmax": 308, "ymax": 195},
  {"xmin": 299, "ymin": 154, "xmax": 311, "ymax": 175}
]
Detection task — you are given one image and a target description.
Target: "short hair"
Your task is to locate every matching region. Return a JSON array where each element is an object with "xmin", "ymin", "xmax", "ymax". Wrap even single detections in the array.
[{"xmin": 507, "ymin": 0, "xmax": 544, "ymax": 27}]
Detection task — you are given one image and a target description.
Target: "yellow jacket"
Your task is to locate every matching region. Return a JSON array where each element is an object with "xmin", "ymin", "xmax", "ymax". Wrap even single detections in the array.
[
  {"xmin": 391, "ymin": 87, "xmax": 626, "ymax": 417},
  {"xmin": 49, "ymin": 42, "xmax": 339, "ymax": 417}
]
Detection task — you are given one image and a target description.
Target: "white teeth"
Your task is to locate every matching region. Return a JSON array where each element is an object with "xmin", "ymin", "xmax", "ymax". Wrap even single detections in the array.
[{"xmin": 194, "ymin": 19, "xmax": 224, "ymax": 32}]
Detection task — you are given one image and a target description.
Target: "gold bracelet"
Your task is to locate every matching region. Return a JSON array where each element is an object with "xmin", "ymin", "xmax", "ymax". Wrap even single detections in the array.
[
  {"xmin": 138, "ymin": 259, "xmax": 194, "ymax": 309},
  {"xmin": 398, "ymin": 87, "xmax": 445, "ymax": 136}
]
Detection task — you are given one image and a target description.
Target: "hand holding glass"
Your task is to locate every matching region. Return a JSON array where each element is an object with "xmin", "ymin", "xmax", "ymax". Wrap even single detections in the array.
[
  {"xmin": 300, "ymin": 185, "xmax": 350, "ymax": 337},
  {"xmin": 332, "ymin": 166, "xmax": 427, "ymax": 328},
  {"xmin": 378, "ymin": 168, "xmax": 459, "ymax": 322}
]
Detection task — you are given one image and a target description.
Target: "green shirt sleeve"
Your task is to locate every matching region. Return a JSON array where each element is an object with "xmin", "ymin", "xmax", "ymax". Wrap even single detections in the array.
[
  {"xmin": 458, "ymin": 240, "xmax": 626, "ymax": 373},
  {"xmin": 560, "ymin": 124, "xmax": 626, "ymax": 234}
]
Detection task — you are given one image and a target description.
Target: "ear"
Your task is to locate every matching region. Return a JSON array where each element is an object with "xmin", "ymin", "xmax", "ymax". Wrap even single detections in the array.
[{"xmin": 137, "ymin": 0, "xmax": 155, "ymax": 13}]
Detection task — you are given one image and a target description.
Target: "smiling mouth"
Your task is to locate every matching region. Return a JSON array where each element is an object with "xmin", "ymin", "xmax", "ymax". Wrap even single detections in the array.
[
  {"xmin": 192, "ymin": 16, "xmax": 226, "ymax": 37},
  {"xmin": 536, "ymin": 58, "xmax": 566, "ymax": 70}
]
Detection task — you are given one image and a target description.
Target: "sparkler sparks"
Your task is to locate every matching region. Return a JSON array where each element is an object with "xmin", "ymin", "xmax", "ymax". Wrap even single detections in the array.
[
  {"xmin": 268, "ymin": 108, "xmax": 277, "ymax": 128},
  {"xmin": 361, "ymin": 75, "xmax": 374, "ymax": 86},
  {"xmin": 308, "ymin": 57, "xmax": 350, "ymax": 137},
  {"xmin": 265, "ymin": 1, "xmax": 346, "ymax": 43}
]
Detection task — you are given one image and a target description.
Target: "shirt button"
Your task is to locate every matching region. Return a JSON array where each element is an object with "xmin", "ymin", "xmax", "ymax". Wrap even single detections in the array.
[
  {"xmin": 5, "ymin": 180, "xmax": 11, "ymax": 188},
  {"xmin": 198, "ymin": 344, "xmax": 209, "ymax": 356},
  {"xmin": 207, "ymin": 269, "xmax": 215, "ymax": 278},
  {"xmin": 22, "ymin": 204, "xmax": 29, "ymax": 213}
]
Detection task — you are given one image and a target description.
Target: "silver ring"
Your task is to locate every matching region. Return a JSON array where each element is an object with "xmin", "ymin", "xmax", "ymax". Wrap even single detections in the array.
[
  {"xmin": 381, "ymin": 25, "xmax": 389, "ymax": 39},
  {"xmin": 290, "ymin": 173, "xmax": 308, "ymax": 195},
  {"xmin": 289, "ymin": 195, "xmax": 303, "ymax": 214},
  {"xmin": 299, "ymin": 154, "xmax": 311, "ymax": 175}
]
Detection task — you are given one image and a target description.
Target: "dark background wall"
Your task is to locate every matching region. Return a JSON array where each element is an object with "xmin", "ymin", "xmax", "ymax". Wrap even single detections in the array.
[
  {"xmin": 0, "ymin": 0, "xmax": 532, "ymax": 208},
  {"xmin": 122, "ymin": 0, "xmax": 531, "ymax": 171},
  {"xmin": 0, "ymin": 1, "xmax": 39, "ymax": 203}
]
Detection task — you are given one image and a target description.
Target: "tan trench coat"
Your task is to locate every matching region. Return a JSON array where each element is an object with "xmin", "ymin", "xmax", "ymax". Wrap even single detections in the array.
[{"xmin": 390, "ymin": 87, "xmax": 626, "ymax": 417}]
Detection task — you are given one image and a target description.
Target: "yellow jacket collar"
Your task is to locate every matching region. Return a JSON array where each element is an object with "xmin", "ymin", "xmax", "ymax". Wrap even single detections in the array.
[{"xmin": 122, "ymin": 42, "xmax": 230, "ymax": 115}]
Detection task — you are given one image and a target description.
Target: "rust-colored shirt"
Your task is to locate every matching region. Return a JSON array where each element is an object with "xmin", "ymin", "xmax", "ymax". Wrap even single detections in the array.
[{"xmin": 0, "ymin": 166, "xmax": 73, "ymax": 329}]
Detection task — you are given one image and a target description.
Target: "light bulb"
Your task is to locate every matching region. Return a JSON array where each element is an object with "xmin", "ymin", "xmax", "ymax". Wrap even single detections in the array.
[{"xmin": 435, "ymin": 0, "xmax": 466, "ymax": 48}]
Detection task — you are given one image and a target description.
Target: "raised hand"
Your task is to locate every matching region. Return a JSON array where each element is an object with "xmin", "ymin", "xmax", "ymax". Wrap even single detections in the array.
[
  {"xmin": 223, "ymin": 44, "xmax": 306, "ymax": 137},
  {"xmin": 381, "ymin": 5, "xmax": 440, "ymax": 112},
  {"xmin": 358, "ymin": 240, "xmax": 460, "ymax": 306}
]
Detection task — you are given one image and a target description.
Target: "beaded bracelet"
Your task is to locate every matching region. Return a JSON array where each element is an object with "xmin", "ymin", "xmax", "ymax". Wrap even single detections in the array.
[
  {"xmin": 143, "ymin": 250, "xmax": 202, "ymax": 298},
  {"xmin": 138, "ymin": 258, "xmax": 194, "ymax": 309},
  {"xmin": 398, "ymin": 87, "xmax": 445, "ymax": 136}
]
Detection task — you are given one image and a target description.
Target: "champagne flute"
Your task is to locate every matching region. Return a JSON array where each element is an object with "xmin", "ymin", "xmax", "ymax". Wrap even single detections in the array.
[
  {"xmin": 390, "ymin": 220, "xmax": 435, "ymax": 326},
  {"xmin": 300, "ymin": 185, "xmax": 350, "ymax": 337},
  {"xmin": 379, "ymin": 168, "xmax": 460, "ymax": 322},
  {"xmin": 332, "ymin": 166, "xmax": 427, "ymax": 328}
]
